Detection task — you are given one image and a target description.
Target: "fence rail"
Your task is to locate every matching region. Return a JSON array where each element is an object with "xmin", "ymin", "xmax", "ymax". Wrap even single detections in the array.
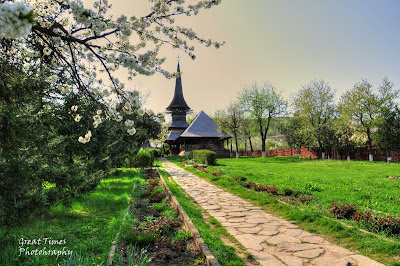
[{"xmin": 237, "ymin": 147, "xmax": 400, "ymax": 162}]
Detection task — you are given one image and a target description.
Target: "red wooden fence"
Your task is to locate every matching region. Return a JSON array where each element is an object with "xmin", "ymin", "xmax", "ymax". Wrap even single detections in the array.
[{"xmin": 234, "ymin": 147, "xmax": 400, "ymax": 162}]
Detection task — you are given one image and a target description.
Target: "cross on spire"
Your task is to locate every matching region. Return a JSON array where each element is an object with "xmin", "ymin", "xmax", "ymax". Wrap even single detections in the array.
[{"xmin": 177, "ymin": 54, "xmax": 181, "ymax": 62}]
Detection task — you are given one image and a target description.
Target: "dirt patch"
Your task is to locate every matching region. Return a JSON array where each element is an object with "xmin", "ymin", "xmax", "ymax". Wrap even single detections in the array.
[{"xmin": 388, "ymin": 176, "xmax": 400, "ymax": 180}]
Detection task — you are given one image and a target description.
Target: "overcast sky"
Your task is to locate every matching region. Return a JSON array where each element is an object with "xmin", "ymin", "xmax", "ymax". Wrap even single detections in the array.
[{"xmin": 105, "ymin": 0, "xmax": 400, "ymax": 117}]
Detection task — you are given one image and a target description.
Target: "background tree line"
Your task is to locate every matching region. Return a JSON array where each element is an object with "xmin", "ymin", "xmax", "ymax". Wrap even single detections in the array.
[{"xmin": 215, "ymin": 78, "xmax": 400, "ymax": 161}]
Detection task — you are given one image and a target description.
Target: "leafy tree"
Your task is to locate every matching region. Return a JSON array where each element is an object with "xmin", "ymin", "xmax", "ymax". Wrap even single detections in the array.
[
  {"xmin": 339, "ymin": 78, "xmax": 398, "ymax": 161},
  {"xmin": 333, "ymin": 120, "xmax": 357, "ymax": 161},
  {"xmin": 0, "ymin": 54, "xmax": 162, "ymax": 225},
  {"xmin": 238, "ymin": 82, "xmax": 287, "ymax": 157},
  {"xmin": 374, "ymin": 106, "xmax": 400, "ymax": 161},
  {"xmin": 282, "ymin": 117, "xmax": 312, "ymax": 159},
  {"xmin": 215, "ymin": 102, "xmax": 243, "ymax": 158},
  {"xmin": 0, "ymin": 0, "xmax": 223, "ymax": 138},
  {"xmin": 292, "ymin": 80, "xmax": 336, "ymax": 159}
]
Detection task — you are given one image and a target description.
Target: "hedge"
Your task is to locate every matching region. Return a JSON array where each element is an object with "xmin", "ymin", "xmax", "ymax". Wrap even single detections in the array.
[{"xmin": 189, "ymin": 150, "xmax": 217, "ymax": 166}]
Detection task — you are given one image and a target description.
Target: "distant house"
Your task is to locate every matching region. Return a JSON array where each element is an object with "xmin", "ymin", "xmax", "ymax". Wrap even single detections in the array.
[{"xmin": 165, "ymin": 63, "xmax": 231, "ymax": 156}]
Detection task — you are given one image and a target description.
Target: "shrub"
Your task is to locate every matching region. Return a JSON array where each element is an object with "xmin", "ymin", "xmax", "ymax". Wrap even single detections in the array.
[
  {"xmin": 329, "ymin": 201, "xmax": 358, "ymax": 220},
  {"xmin": 133, "ymin": 149, "xmax": 154, "ymax": 169},
  {"xmin": 162, "ymin": 144, "xmax": 170, "ymax": 156},
  {"xmin": 152, "ymin": 149, "xmax": 161, "ymax": 158},
  {"xmin": 191, "ymin": 150, "xmax": 217, "ymax": 165}
]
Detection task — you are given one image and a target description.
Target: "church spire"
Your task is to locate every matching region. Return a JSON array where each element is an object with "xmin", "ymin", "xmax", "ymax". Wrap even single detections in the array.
[{"xmin": 166, "ymin": 62, "xmax": 190, "ymax": 111}]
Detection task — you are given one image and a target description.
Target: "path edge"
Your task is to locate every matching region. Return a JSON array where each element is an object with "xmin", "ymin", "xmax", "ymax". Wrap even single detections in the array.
[{"xmin": 156, "ymin": 167, "xmax": 221, "ymax": 266}]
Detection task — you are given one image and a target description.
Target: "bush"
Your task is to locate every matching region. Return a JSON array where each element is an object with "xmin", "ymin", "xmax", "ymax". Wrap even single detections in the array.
[
  {"xmin": 329, "ymin": 201, "xmax": 358, "ymax": 220},
  {"xmin": 190, "ymin": 150, "xmax": 217, "ymax": 165},
  {"xmin": 150, "ymin": 149, "xmax": 161, "ymax": 158},
  {"xmin": 133, "ymin": 149, "xmax": 154, "ymax": 169},
  {"xmin": 162, "ymin": 144, "xmax": 170, "ymax": 156}
]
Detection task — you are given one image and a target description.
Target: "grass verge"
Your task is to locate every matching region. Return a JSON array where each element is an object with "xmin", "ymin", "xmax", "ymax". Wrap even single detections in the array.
[
  {"xmin": 158, "ymin": 167, "xmax": 245, "ymax": 266},
  {"xmin": 0, "ymin": 169, "xmax": 140, "ymax": 266}
]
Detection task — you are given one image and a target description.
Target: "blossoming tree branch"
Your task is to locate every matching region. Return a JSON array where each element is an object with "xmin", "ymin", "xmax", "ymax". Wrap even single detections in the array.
[{"xmin": 0, "ymin": 0, "xmax": 222, "ymax": 142}]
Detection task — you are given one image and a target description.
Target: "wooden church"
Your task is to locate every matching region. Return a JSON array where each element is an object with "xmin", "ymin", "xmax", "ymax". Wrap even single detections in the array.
[{"xmin": 165, "ymin": 63, "xmax": 231, "ymax": 156}]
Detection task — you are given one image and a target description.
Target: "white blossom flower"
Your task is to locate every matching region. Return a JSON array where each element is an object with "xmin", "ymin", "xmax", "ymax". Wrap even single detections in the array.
[
  {"xmin": 124, "ymin": 119, "xmax": 134, "ymax": 127},
  {"xmin": 96, "ymin": 110, "xmax": 102, "ymax": 115},
  {"xmin": 123, "ymin": 103, "xmax": 133, "ymax": 114},
  {"xmin": 127, "ymin": 127, "xmax": 136, "ymax": 135},
  {"xmin": 46, "ymin": 75, "xmax": 57, "ymax": 83},
  {"xmin": 115, "ymin": 115, "xmax": 123, "ymax": 122},
  {"xmin": 71, "ymin": 105, "xmax": 78, "ymax": 112},
  {"xmin": 74, "ymin": 114, "xmax": 81, "ymax": 122},
  {"xmin": 93, "ymin": 114, "xmax": 101, "ymax": 128},
  {"xmin": 0, "ymin": 0, "xmax": 36, "ymax": 39},
  {"xmin": 78, "ymin": 130, "xmax": 92, "ymax": 143}
]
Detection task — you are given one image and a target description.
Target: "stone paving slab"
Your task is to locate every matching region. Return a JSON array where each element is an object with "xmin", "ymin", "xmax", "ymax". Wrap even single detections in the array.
[{"xmin": 160, "ymin": 159, "xmax": 384, "ymax": 266}]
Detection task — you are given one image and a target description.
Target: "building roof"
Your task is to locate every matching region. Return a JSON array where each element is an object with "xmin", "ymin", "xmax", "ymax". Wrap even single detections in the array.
[
  {"xmin": 180, "ymin": 111, "xmax": 231, "ymax": 139},
  {"xmin": 166, "ymin": 62, "xmax": 191, "ymax": 111},
  {"xmin": 169, "ymin": 120, "xmax": 189, "ymax": 129},
  {"xmin": 166, "ymin": 130, "xmax": 185, "ymax": 142}
]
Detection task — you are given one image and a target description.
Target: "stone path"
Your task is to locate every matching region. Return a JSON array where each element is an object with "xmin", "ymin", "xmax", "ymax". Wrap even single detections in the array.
[{"xmin": 160, "ymin": 159, "xmax": 384, "ymax": 266}]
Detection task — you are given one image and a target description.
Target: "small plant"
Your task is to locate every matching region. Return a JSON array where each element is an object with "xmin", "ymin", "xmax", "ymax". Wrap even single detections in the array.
[
  {"xmin": 137, "ymin": 199, "xmax": 150, "ymax": 212},
  {"xmin": 147, "ymin": 179, "xmax": 159, "ymax": 191},
  {"xmin": 161, "ymin": 208, "xmax": 175, "ymax": 218},
  {"xmin": 329, "ymin": 201, "xmax": 358, "ymax": 220},
  {"xmin": 296, "ymin": 195, "xmax": 317, "ymax": 205},
  {"xmin": 173, "ymin": 228, "xmax": 191, "ymax": 243},
  {"xmin": 282, "ymin": 187, "xmax": 294, "ymax": 196},
  {"xmin": 123, "ymin": 230, "xmax": 158, "ymax": 246},
  {"xmin": 152, "ymin": 199, "xmax": 168, "ymax": 212},
  {"xmin": 211, "ymin": 172, "xmax": 222, "ymax": 176},
  {"xmin": 126, "ymin": 244, "xmax": 151, "ymax": 266},
  {"xmin": 145, "ymin": 215, "xmax": 154, "ymax": 222},
  {"xmin": 149, "ymin": 192, "xmax": 164, "ymax": 203},
  {"xmin": 151, "ymin": 216, "xmax": 180, "ymax": 235}
]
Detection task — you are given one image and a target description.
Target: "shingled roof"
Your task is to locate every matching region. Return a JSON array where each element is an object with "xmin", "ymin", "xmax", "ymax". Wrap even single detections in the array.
[
  {"xmin": 180, "ymin": 111, "xmax": 231, "ymax": 138},
  {"xmin": 166, "ymin": 130, "xmax": 185, "ymax": 141}
]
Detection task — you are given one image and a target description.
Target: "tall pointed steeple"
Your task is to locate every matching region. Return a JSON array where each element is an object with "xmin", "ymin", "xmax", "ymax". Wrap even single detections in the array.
[
  {"xmin": 166, "ymin": 62, "xmax": 190, "ymax": 111},
  {"xmin": 166, "ymin": 62, "xmax": 191, "ymax": 130}
]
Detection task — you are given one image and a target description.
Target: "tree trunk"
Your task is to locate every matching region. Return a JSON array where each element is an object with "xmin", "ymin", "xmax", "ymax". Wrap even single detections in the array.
[
  {"xmin": 347, "ymin": 153, "xmax": 350, "ymax": 161},
  {"xmin": 366, "ymin": 128, "xmax": 373, "ymax": 162},
  {"xmin": 234, "ymin": 135, "xmax": 239, "ymax": 158},
  {"xmin": 248, "ymin": 136, "xmax": 254, "ymax": 157},
  {"xmin": 308, "ymin": 147, "xmax": 311, "ymax": 158},
  {"xmin": 244, "ymin": 139, "xmax": 247, "ymax": 155},
  {"xmin": 298, "ymin": 147, "xmax": 301, "ymax": 160},
  {"xmin": 387, "ymin": 150, "xmax": 392, "ymax": 162},
  {"xmin": 261, "ymin": 135, "xmax": 266, "ymax": 158},
  {"xmin": 321, "ymin": 152, "xmax": 326, "ymax": 160}
]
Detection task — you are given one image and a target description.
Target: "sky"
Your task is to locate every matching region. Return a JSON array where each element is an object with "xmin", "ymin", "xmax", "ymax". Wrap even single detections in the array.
[{"xmin": 106, "ymin": 0, "xmax": 400, "ymax": 117}]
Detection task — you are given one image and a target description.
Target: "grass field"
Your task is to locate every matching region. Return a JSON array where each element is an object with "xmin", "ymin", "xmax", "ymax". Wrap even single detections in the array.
[
  {"xmin": 208, "ymin": 156, "xmax": 400, "ymax": 217},
  {"xmin": 169, "ymin": 156, "xmax": 400, "ymax": 265},
  {"xmin": 0, "ymin": 169, "xmax": 139, "ymax": 266}
]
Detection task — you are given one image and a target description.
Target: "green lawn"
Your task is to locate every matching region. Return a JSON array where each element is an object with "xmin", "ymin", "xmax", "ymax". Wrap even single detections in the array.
[
  {"xmin": 168, "ymin": 156, "xmax": 400, "ymax": 265},
  {"xmin": 208, "ymin": 157, "xmax": 400, "ymax": 217},
  {"xmin": 0, "ymin": 169, "xmax": 140, "ymax": 266}
]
